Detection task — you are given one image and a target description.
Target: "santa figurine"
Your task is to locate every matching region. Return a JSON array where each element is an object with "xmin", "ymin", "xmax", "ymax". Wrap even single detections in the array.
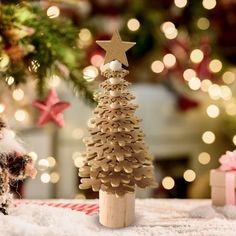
[{"xmin": 0, "ymin": 117, "xmax": 37, "ymax": 215}]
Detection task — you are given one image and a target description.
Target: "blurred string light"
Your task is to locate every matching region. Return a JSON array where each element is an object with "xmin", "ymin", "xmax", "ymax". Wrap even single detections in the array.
[
  {"xmin": 209, "ymin": 59, "xmax": 222, "ymax": 73},
  {"xmin": 201, "ymin": 79, "xmax": 212, "ymax": 92},
  {"xmin": 0, "ymin": 104, "xmax": 5, "ymax": 113},
  {"xmin": 206, "ymin": 104, "xmax": 220, "ymax": 118},
  {"xmin": 6, "ymin": 76, "xmax": 14, "ymax": 86},
  {"xmin": 197, "ymin": 17, "xmax": 210, "ymax": 30},
  {"xmin": 151, "ymin": 60, "xmax": 164, "ymax": 74},
  {"xmin": 190, "ymin": 49, "xmax": 204, "ymax": 63},
  {"xmin": 225, "ymin": 102, "xmax": 236, "ymax": 116},
  {"xmin": 83, "ymin": 65, "xmax": 98, "ymax": 82},
  {"xmin": 198, "ymin": 152, "xmax": 211, "ymax": 165},
  {"xmin": 183, "ymin": 69, "xmax": 196, "ymax": 81},
  {"xmin": 50, "ymin": 172, "xmax": 60, "ymax": 183},
  {"xmin": 28, "ymin": 60, "xmax": 40, "ymax": 72},
  {"xmin": 183, "ymin": 169, "xmax": 196, "ymax": 182},
  {"xmin": 174, "ymin": 0, "xmax": 188, "ymax": 8},
  {"xmin": 72, "ymin": 128, "xmax": 84, "ymax": 140},
  {"xmin": 12, "ymin": 89, "xmax": 24, "ymax": 101},
  {"xmin": 38, "ymin": 158, "xmax": 49, "ymax": 171},
  {"xmin": 47, "ymin": 6, "xmax": 60, "ymax": 18},
  {"xmin": 161, "ymin": 21, "xmax": 178, "ymax": 39},
  {"xmin": 162, "ymin": 176, "xmax": 175, "ymax": 190},
  {"xmin": 78, "ymin": 28, "xmax": 92, "ymax": 48},
  {"xmin": 14, "ymin": 109, "xmax": 27, "ymax": 122},
  {"xmin": 127, "ymin": 18, "xmax": 140, "ymax": 31},
  {"xmin": 90, "ymin": 54, "xmax": 104, "ymax": 67},
  {"xmin": 41, "ymin": 173, "xmax": 50, "ymax": 183},
  {"xmin": 28, "ymin": 152, "xmax": 38, "ymax": 162},
  {"xmin": 47, "ymin": 156, "xmax": 56, "ymax": 168},
  {"xmin": 220, "ymin": 85, "xmax": 232, "ymax": 101},
  {"xmin": 222, "ymin": 71, "xmax": 235, "ymax": 84},
  {"xmin": 202, "ymin": 131, "xmax": 215, "ymax": 144},
  {"xmin": 48, "ymin": 75, "xmax": 61, "ymax": 87},
  {"xmin": 163, "ymin": 53, "xmax": 176, "ymax": 68},
  {"xmin": 188, "ymin": 77, "xmax": 201, "ymax": 91},
  {"xmin": 202, "ymin": 0, "xmax": 216, "ymax": 10},
  {"xmin": 208, "ymin": 84, "xmax": 221, "ymax": 100}
]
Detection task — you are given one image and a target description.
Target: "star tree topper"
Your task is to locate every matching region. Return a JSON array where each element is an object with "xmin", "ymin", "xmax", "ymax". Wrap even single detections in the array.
[
  {"xmin": 96, "ymin": 30, "xmax": 136, "ymax": 67},
  {"xmin": 33, "ymin": 89, "xmax": 70, "ymax": 128}
]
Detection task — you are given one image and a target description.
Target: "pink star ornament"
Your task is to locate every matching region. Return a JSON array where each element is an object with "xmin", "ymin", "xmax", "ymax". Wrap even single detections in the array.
[{"xmin": 33, "ymin": 89, "xmax": 70, "ymax": 128}]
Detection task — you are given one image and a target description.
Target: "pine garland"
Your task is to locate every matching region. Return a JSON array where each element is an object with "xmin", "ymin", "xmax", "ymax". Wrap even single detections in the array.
[{"xmin": 0, "ymin": 2, "xmax": 95, "ymax": 104}]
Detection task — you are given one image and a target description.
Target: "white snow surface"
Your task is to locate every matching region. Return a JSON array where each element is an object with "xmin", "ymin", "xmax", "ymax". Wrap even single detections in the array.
[{"xmin": 1, "ymin": 200, "xmax": 236, "ymax": 236}]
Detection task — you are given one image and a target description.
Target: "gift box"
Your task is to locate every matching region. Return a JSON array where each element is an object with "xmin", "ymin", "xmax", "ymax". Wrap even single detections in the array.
[{"xmin": 210, "ymin": 169, "xmax": 236, "ymax": 206}]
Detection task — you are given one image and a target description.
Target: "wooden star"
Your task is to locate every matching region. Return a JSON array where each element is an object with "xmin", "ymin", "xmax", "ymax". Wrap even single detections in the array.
[{"xmin": 96, "ymin": 30, "xmax": 136, "ymax": 67}]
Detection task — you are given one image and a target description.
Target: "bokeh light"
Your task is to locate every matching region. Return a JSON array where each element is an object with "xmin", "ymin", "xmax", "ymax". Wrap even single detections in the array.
[
  {"xmin": 151, "ymin": 60, "xmax": 165, "ymax": 73},
  {"xmin": 202, "ymin": 0, "xmax": 216, "ymax": 10},
  {"xmin": 127, "ymin": 18, "xmax": 140, "ymax": 31},
  {"xmin": 50, "ymin": 172, "xmax": 60, "ymax": 183},
  {"xmin": 188, "ymin": 77, "xmax": 201, "ymax": 90},
  {"xmin": 0, "ymin": 104, "xmax": 5, "ymax": 113},
  {"xmin": 201, "ymin": 79, "xmax": 212, "ymax": 92},
  {"xmin": 47, "ymin": 6, "xmax": 60, "ymax": 18},
  {"xmin": 83, "ymin": 65, "xmax": 99, "ymax": 81},
  {"xmin": 174, "ymin": 0, "xmax": 187, "ymax": 8},
  {"xmin": 206, "ymin": 105, "xmax": 220, "ymax": 118},
  {"xmin": 209, "ymin": 59, "xmax": 222, "ymax": 73},
  {"xmin": 222, "ymin": 71, "xmax": 235, "ymax": 84},
  {"xmin": 198, "ymin": 152, "xmax": 211, "ymax": 165},
  {"xmin": 90, "ymin": 54, "xmax": 104, "ymax": 67},
  {"xmin": 183, "ymin": 169, "xmax": 196, "ymax": 182},
  {"xmin": 202, "ymin": 131, "xmax": 215, "ymax": 144},
  {"xmin": 190, "ymin": 49, "xmax": 204, "ymax": 63},
  {"xmin": 41, "ymin": 173, "xmax": 50, "ymax": 183},
  {"xmin": 183, "ymin": 69, "xmax": 196, "ymax": 81},
  {"xmin": 162, "ymin": 176, "xmax": 175, "ymax": 190},
  {"xmin": 197, "ymin": 17, "xmax": 210, "ymax": 30},
  {"xmin": 28, "ymin": 152, "xmax": 38, "ymax": 162},
  {"xmin": 163, "ymin": 54, "xmax": 176, "ymax": 68},
  {"xmin": 14, "ymin": 110, "xmax": 27, "ymax": 122},
  {"xmin": 12, "ymin": 89, "xmax": 24, "ymax": 101}
]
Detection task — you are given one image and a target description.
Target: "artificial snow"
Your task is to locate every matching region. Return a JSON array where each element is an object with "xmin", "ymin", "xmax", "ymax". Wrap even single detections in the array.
[{"xmin": 1, "ymin": 200, "xmax": 236, "ymax": 236}]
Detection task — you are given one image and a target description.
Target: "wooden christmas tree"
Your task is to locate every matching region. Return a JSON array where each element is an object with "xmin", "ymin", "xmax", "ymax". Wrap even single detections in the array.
[{"xmin": 79, "ymin": 31, "xmax": 155, "ymax": 228}]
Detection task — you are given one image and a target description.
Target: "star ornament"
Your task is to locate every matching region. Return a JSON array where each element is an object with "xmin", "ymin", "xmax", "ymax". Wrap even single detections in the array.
[
  {"xmin": 33, "ymin": 89, "xmax": 70, "ymax": 128},
  {"xmin": 96, "ymin": 30, "xmax": 136, "ymax": 67}
]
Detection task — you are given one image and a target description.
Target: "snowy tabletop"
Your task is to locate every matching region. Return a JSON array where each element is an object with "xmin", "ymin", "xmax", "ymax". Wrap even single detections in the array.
[{"xmin": 1, "ymin": 199, "xmax": 236, "ymax": 236}]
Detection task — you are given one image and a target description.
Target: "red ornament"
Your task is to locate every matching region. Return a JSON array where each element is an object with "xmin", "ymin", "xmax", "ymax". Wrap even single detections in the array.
[{"xmin": 33, "ymin": 89, "xmax": 70, "ymax": 128}]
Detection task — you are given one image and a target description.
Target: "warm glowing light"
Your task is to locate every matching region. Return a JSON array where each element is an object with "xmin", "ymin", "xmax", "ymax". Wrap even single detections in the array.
[
  {"xmin": 161, "ymin": 22, "xmax": 175, "ymax": 34},
  {"xmin": 47, "ymin": 156, "xmax": 56, "ymax": 168},
  {"xmin": 0, "ymin": 104, "xmax": 5, "ymax": 113},
  {"xmin": 183, "ymin": 169, "xmax": 196, "ymax": 182},
  {"xmin": 162, "ymin": 176, "xmax": 175, "ymax": 190},
  {"xmin": 220, "ymin": 85, "xmax": 232, "ymax": 101},
  {"xmin": 222, "ymin": 71, "xmax": 235, "ymax": 84},
  {"xmin": 14, "ymin": 110, "xmax": 27, "ymax": 122},
  {"xmin": 206, "ymin": 105, "xmax": 220, "ymax": 118},
  {"xmin": 163, "ymin": 54, "xmax": 176, "ymax": 68},
  {"xmin": 49, "ymin": 75, "xmax": 61, "ymax": 87},
  {"xmin": 10, "ymin": 130, "xmax": 16, "ymax": 138},
  {"xmin": 127, "ymin": 18, "xmax": 140, "ymax": 31},
  {"xmin": 225, "ymin": 103, "xmax": 236, "ymax": 116},
  {"xmin": 201, "ymin": 79, "xmax": 212, "ymax": 92},
  {"xmin": 47, "ymin": 6, "xmax": 60, "ymax": 18},
  {"xmin": 151, "ymin": 60, "xmax": 165, "ymax": 73},
  {"xmin": 174, "ymin": 0, "xmax": 187, "ymax": 8},
  {"xmin": 197, "ymin": 17, "xmax": 210, "ymax": 30},
  {"xmin": 202, "ymin": 131, "xmax": 215, "ymax": 144},
  {"xmin": 165, "ymin": 29, "xmax": 178, "ymax": 39},
  {"xmin": 202, "ymin": 0, "xmax": 216, "ymax": 10},
  {"xmin": 90, "ymin": 54, "xmax": 104, "ymax": 67},
  {"xmin": 190, "ymin": 49, "xmax": 204, "ymax": 63},
  {"xmin": 12, "ymin": 89, "xmax": 24, "ymax": 101},
  {"xmin": 183, "ymin": 69, "xmax": 196, "ymax": 81},
  {"xmin": 208, "ymin": 84, "xmax": 221, "ymax": 100},
  {"xmin": 28, "ymin": 152, "xmax": 38, "ymax": 162},
  {"xmin": 74, "ymin": 157, "xmax": 84, "ymax": 168},
  {"xmin": 72, "ymin": 152, "xmax": 82, "ymax": 161},
  {"xmin": 83, "ymin": 65, "xmax": 99, "ymax": 81},
  {"xmin": 198, "ymin": 152, "xmax": 211, "ymax": 165},
  {"xmin": 6, "ymin": 76, "xmax": 14, "ymax": 86},
  {"xmin": 72, "ymin": 128, "xmax": 84, "ymax": 140},
  {"xmin": 79, "ymin": 28, "xmax": 92, "ymax": 42},
  {"xmin": 38, "ymin": 159, "xmax": 49, "ymax": 169},
  {"xmin": 233, "ymin": 135, "xmax": 236, "ymax": 145},
  {"xmin": 50, "ymin": 172, "xmax": 60, "ymax": 183},
  {"xmin": 209, "ymin": 59, "xmax": 222, "ymax": 73},
  {"xmin": 41, "ymin": 173, "xmax": 50, "ymax": 183},
  {"xmin": 188, "ymin": 77, "xmax": 201, "ymax": 91}
]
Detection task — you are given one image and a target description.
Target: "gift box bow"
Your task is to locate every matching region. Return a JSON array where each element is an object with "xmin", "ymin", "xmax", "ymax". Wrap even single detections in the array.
[
  {"xmin": 219, "ymin": 151, "xmax": 236, "ymax": 171},
  {"xmin": 218, "ymin": 151, "xmax": 236, "ymax": 205}
]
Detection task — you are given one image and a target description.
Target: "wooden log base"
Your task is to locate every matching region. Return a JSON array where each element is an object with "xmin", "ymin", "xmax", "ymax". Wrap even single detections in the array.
[{"xmin": 99, "ymin": 190, "xmax": 135, "ymax": 228}]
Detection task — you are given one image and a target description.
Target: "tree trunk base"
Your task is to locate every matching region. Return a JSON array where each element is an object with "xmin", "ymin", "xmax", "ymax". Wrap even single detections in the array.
[{"xmin": 99, "ymin": 190, "xmax": 135, "ymax": 228}]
